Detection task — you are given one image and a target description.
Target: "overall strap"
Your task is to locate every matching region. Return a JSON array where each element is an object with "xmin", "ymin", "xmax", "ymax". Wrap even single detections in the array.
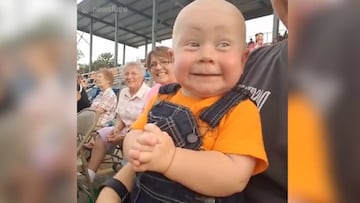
[
  {"xmin": 158, "ymin": 83, "xmax": 181, "ymax": 95},
  {"xmin": 200, "ymin": 86, "xmax": 251, "ymax": 128}
]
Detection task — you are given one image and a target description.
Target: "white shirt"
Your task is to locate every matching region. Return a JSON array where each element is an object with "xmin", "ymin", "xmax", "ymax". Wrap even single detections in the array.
[{"xmin": 116, "ymin": 83, "xmax": 150, "ymax": 135}]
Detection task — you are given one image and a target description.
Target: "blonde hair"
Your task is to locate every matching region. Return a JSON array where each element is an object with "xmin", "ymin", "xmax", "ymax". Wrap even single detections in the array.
[{"xmin": 98, "ymin": 69, "xmax": 114, "ymax": 86}]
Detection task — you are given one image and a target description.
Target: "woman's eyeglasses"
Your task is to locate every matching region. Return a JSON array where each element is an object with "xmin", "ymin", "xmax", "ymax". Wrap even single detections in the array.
[{"xmin": 149, "ymin": 60, "xmax": 172, "ymax": 69}]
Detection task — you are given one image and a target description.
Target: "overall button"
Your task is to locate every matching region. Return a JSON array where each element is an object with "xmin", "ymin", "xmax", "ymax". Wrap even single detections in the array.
[{"xmin": 186, "ymin": 134, "xmax": 198, "ymax": 143}]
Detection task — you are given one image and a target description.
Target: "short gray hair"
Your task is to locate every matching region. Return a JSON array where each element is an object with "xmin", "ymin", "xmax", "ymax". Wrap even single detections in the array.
[{"xmin": 122, "ymin": 62, "xmax": 145, "ymax": 78}]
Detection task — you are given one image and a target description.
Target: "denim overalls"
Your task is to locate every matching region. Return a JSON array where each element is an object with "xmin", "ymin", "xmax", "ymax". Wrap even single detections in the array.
[{"xmin": 131, "ymin": 83, "xmax": 251, "ymax": 203}]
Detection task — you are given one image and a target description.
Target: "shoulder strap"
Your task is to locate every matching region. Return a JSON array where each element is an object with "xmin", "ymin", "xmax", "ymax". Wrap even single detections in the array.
[
  {"xmin": 158, "ymin": 83, "xmax": 181, "ymax": 95},
  {"xmin": 200, "ymin": 86, "xmax": 251, "ymax": 128}
]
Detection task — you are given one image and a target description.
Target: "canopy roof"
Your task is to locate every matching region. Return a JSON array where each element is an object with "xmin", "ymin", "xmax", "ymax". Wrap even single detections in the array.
[{"xmin": 77, "ymin": 0, "xmax": 273, "ymax": 48}]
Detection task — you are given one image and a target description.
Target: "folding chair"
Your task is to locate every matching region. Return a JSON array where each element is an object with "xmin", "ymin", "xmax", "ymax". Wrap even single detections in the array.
[
  {"xmin": 82, "ymin": 114, "xmax": 124, "ymax": 172},
  {"xmin": 102, "ymin": 119, "xmax": 125, "ymax": 171},
  {"xmin": 103, "ymin": 138, "xmax": 124, "ymax": 172},
  {"xmin": 77, "ymin": 108, "xmax": 98, "ymax": 202}
]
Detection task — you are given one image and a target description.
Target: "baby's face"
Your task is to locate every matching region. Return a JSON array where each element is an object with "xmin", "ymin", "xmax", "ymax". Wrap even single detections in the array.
[{"xmin": 172, "ymin": 1, "xmax": 248, "ymax": 98}]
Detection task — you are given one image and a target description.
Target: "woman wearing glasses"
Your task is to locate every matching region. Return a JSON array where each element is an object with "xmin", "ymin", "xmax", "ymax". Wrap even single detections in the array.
[{"xmin": 145, "ymin": 46, "xmax": 177, "ymax": 105}]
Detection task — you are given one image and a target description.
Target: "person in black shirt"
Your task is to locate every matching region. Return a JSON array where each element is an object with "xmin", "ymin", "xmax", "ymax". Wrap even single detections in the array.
[
  {"xmin": 240, "ymin": 0, "xmax": 288, "ymax": 202},
  {"xmin": 77, "ymin": 75, "xmax": 90, "ymax": 112}
]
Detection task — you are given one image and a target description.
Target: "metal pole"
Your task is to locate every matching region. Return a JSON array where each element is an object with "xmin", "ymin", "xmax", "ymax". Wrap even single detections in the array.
[
  {"xmin": 114, "ymin": 9, "xmax": 119, "ymax": 67},
  {"xmin": 122, "ymin": 44, "xmax": 126, "ymax": 65},
  {"xmin": 145, "ymin": 39, "xmax": 148, "ymax": 60},
  {"xmin": 89, "ymin": 18, "xmax": 93, "ymax": 73},
  {"xmin": 151, "ymin": 0, "xmax": 157, "ymax": 50},
  {"xmin": 272, "ymin": 14, "xmax": 280, "ymax": 43}
]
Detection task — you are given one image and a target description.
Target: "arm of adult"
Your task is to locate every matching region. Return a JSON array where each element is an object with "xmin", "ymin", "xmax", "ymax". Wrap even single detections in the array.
[
  {"xmin": 114, "ymin": 116, "xmax": 125, "ymax": 135},
  {"xmin": 94, "ymin": 89, "xmax": 117, "ymax": 116},
  {"xmin": 96, "ymin": 164, "xmax": 135, "ymax": 203}
]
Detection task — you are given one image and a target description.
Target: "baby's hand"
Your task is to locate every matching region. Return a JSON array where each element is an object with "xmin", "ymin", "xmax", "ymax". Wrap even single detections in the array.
[
  {"xmin": 128, "ymin": 123, "xmax": 176, "ymax": 173},
  {"xmin": 127, "ymin": 131, "xmax": 157, "ymax": 167},
  {"xmin": 126, "ymin": 124, "xmax": 159, "ymax": 167}
]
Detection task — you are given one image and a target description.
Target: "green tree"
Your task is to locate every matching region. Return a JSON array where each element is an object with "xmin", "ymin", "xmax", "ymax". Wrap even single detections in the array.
[
  {"xmin": 92, "ymin": 52, "xmax": 114, "ymax": 71},
  {"xmin": 78, "ymin": 64, "xmax": 89, "ymax": 74}
]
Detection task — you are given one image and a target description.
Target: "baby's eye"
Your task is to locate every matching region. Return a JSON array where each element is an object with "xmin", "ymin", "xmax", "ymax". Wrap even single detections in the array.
[
  {"xmin": 186, "ymin": 42, "xmax": 200, "ymax": 47},
  {"xmin": 217, "ymin": 42, "xmax": 230, "ymax": 48}
]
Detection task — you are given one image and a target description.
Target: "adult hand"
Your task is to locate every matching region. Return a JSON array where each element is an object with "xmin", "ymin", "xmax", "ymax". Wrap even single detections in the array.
[
  {"xmin": 113, "ymin": 125, "xmax": 121, "ymax": 136},
  {"xmin": 107, "ymin": 134, "xmax": 124, "ymax": 144}
]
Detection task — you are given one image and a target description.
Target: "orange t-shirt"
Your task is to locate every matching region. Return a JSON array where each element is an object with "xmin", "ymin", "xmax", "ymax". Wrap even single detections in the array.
[
  {"xmin": 288, "ymin": 93, "xmax": 336, "ymax": 202},
  {"xmin": 132, "ymin": 89, "xmax": 268, "ymax": 175}
]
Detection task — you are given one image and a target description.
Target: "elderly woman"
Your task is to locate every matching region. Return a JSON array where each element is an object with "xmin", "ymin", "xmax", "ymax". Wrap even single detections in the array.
[
  {"xmin": 86, "ymin": 62, "xmax": 150, "ymax": 182},
  {"xmin": 145, "ymin": 46, "xmax": 177, "ymax": 104},
  {"xmin": 90, "ymin": 69, "xmax": 117, "ymax": 127}
]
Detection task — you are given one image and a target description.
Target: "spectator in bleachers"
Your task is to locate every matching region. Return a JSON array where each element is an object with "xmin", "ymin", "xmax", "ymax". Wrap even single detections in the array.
[
  {"xmin": 77, "ymin": 73, "xmax": 90, "ymax": 112},
  {"xmin": 90, "ymin": 69, "xmax": 117, "ymax": 127},
  {"xmin": 250, "ymin": 32, "xmax": 265, "ymax": 52},
  {"xmin": 283, "ymin": 31, "xmax": 288, "ymax": 40},
  {"xmin": 255, "ymin": 32, "xmax": 264, "ymax": 47},
  {"xmin": 144, "ymin": 46, "xmax": 177, "ymax": 105},
  {"xmin": 84, "ymin": 62, "xmax": 150, "ymax": 183},
  {"xmin": 248, "ymin": 38, "xmax": 255, "ymax": 47}
]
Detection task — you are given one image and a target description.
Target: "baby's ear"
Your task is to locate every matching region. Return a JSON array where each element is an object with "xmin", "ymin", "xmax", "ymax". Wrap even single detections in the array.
[
  {"xmin": 167, "ymin": 48, "xmax": 175, "ymax": 62},
  {"xmin": 241, "ymin": 48, "xmax": 250, "ymax": 67}
]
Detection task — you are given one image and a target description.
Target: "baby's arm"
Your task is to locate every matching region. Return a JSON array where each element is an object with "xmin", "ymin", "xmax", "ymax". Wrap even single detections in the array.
[
  {"xmin": 127, "ymin": 124, "xmax": 256, "ymax": 196},
  {"xmin": 97, "ymin": 127, "xmax": 147, "ymax": 202},
  {"xmin": 128, "ymin": 100, "xmax": 266, "ymax": 197},
  {"xmin": 164, "ymin": 149, "xmax": 256, "ymax": 196}
]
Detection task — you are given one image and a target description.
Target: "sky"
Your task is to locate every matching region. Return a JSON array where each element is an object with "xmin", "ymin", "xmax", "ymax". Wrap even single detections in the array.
[{"xmin": 77, "ymin": 6, "xmax": 286, "ymax": 66}]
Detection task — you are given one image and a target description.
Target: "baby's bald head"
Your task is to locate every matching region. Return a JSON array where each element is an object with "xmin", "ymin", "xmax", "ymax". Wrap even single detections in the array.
[
  {"xmin": 168, "ymin": 0, "xmax": 250, "ymax": 98},
  {"xmin": 172, "ymin": 0, "xmax": 247, "ymax": 48}
]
